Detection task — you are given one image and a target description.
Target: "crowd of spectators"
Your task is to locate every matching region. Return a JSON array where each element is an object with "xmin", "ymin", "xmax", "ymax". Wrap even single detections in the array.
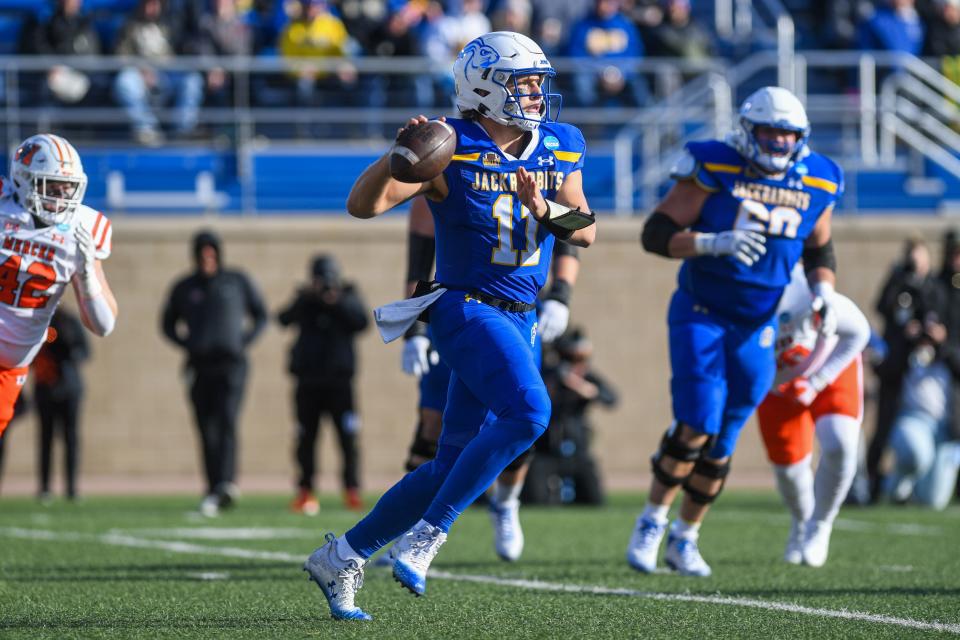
[{"xmin": 7, "ymin": 0, "xmax": 960, "ymax": 141}]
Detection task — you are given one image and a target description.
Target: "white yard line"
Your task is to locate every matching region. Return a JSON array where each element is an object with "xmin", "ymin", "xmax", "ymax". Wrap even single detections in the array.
[
  {"xmin": 2, "ymin": 526, "xmax": 958, "ymax": 634},
  {"xmin": 714, "ymin": 510, "xmax": 946, "ymax": 537}
]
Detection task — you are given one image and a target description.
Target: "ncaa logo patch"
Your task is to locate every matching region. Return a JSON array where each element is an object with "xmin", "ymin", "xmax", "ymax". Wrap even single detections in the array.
[
  {"xmin": 759, "ymin": 326, "xmax": 775, "ymax": 348},
  {"xmin": 543, "ymin": 136, "xmax": 560, "ymax": 150}
]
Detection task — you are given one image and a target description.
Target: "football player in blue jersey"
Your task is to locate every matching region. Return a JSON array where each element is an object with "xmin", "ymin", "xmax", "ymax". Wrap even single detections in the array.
[
  {"xmin": 398, "ymin": 195, "xmax": 581, "ymax": 563},
  {"xmin": 628, "ymin": 86, "xmax": 842, "ymax": 577},
  {"xmin": 303, "ymin": 31, "xmax": 596, "ymax": 620}
]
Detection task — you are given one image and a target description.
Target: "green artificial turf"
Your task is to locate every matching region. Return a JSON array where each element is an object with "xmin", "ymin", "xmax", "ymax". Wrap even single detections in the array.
[{"xmin": 0, "ymin": 492, "xmax": 957, "ymax": 639}]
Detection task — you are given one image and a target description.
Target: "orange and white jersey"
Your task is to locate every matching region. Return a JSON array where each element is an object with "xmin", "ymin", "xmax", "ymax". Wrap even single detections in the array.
[
  {"xmin": 0, "ymin": 177, "xmax": 111, "ymax": 367},
  {"xmin": 772, "ymin": 263, "xmax": 870, "ymax": 389}
]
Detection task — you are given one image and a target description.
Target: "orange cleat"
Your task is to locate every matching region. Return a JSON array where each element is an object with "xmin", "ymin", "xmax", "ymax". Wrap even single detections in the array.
[
  {"xmin": 344, "ymin": 488, "xmax": 363, "ymax": 511},
  {"xmin": 291, "ymin": 489, "xmax": 319, "ymax": 516}
]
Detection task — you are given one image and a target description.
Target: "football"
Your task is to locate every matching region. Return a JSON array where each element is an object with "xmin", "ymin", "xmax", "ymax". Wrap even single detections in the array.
[{"xmin": 389, "ymin": 120, "xmax": 457, "ymax": 183}]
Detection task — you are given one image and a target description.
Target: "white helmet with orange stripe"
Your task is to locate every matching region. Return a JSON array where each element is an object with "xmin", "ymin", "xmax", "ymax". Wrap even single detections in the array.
[{"xmin": 10, "ymin": 133, "xmax": 88, "ymax": 226}]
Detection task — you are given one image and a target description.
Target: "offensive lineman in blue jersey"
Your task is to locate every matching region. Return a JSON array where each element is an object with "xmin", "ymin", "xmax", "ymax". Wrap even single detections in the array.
[
  {"xmin": 627, "ymin": 87, "xmax": 842, "ymax": 577},
  {"xmin": 303, "ymin": 31, "xmax": 596, "ymax": 620}
]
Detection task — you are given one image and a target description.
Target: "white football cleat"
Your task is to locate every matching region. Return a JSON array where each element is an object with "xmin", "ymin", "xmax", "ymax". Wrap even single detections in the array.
[
  {"xmin": 392, "ymin": 522, "xmax": 447, "ymax": 596},
  {"xmin": 802, "ymin": 520, "xmax": 832, "ymax": 568},
  {"xmin": 303, "ymin": 533, "xmax": 372, "ymax": 621},
  {"xmin": 784, "ymin": 518, "xmax": 805, "ymax": 565},
  {"xmin": 489, "ymin": 499, "xmax": 524, "ymax": 562},
  {"xmin": 664, "ymin": 533, "xmax": 712, "ymax": 577},
  {"xmin": 199, "ymin": 494, "xmax": 219, "ymax": 518},
  {"xmin": 626, "ymin": 515, "xmax": 667, "ymax": 573}
]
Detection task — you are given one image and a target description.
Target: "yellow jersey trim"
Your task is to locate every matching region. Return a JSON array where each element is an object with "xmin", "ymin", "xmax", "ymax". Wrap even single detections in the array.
[
  {"xmin": 451, "ymin": 153, "xmax": 481, "ymax": 162},
  {"xmin": 552, "ymin": 151, "xmax": 582, "ymax": 162},
  {"xmin": 703, "ymin": 162, "xmax": 742, "ymax": 174},
  {"xmin": 801, "ymin": 175, "xmax": 839, "ymax": 194}
]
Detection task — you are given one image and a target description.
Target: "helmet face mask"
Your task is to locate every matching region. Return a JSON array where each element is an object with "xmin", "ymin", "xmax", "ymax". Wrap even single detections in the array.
[
  {"xmin": 454, "ymin": 32, "xmax": 562, "ymax": 132},
  {"xmin": 730, "ymin": 87, "xmax": 810, "ymax": 175},
  {"xmin": 10, "ymin": 135, "xmax": 87, "ymax": 226}
]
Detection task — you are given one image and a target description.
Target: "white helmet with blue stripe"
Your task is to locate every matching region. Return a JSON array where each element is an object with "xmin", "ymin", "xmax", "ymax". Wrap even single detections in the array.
[
  {"xmin": 730, "ymin": 86, "xmax": 810, "ymax": 174},
  {"xmin": 453, "ymin": 31, "xmax": 561, "ymax": 132}
]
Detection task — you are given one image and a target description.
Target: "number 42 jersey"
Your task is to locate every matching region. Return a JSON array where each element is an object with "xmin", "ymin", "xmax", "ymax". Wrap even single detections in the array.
[
  {"xmin": 0, "ymin": 178, "xmax": 111, "ymax": 365},
  {"xmin": 673, "ymin": 139, "xmax": 843, "ymax": 324}
]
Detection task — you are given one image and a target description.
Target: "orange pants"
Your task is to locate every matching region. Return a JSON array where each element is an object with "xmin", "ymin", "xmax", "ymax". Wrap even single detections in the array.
[
  {"xmin": 0, "ymin": 366, "xmax": 29, "ymax": 438},
  {"xmin": 757, "ymin": 357, "xmax": 862, "ymax": 465}
]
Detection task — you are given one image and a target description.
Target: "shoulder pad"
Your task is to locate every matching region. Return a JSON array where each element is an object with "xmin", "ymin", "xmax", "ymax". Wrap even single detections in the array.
[{"xmin": 75, "ymin": 205, "xmax": 112, "ymax": 260}]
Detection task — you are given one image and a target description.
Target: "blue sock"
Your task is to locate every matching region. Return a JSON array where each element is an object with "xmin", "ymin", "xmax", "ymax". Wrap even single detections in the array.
[
  {"xmin": 424, "ymin": 418, "xmax": 546, "ymax": 532},
  {"xmin": 344, "ymin": 445, "xmax": 461, "ymax": 558}
]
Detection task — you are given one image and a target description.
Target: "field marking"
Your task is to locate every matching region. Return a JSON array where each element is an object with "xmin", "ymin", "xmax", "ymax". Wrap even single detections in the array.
[
  {"xmin": 187, "ymin": 572, "xmax": 230, "ymax": 581},
  {"xmin": 112, "ymin": 527, "xmax": 315, "ymax": 540},
  {"xmin": 2, "ymin": 526, "xmax": 958, "ymax": 635},
  {"xmin": 714, "ymin": 511, "xmax": 946, "ymax": 537}
]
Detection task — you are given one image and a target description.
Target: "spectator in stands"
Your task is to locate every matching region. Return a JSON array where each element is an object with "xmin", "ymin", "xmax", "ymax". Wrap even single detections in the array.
[
  {"xmin": 642, "ymin": 0, "xmax": 716, "ymax": 61},
  {"xmin": 278, "ymin": 0, "xmax": 358, "ymax": 108},
  {"xmin": 278, "ymin": 254, "xmax": 369, "ymax": 514},
  {"xmin": 529, "ymin": 0, "xmax": 591, "ymax": 56},
  {"xmin": 365, "ymin": 3, "xmax": 432, "ymax": 111},
  {"xmin": 491, "ymin": 0, "xmax": 533, "ymax": 34},
  {"xmin": 812, "ymin": 0, "xmax": 874, "ymax": 50},
  {"xmin": 196, "ymin": 0, "xmax": 254, "ymax": 109},
  {"xmin": 112, "ymin": 0, "xmax": 205, "ymax": 145},
  {"xmin": 18, "ymin": 0, "xmax": 104, "ymax": 106},
  {"xmin": 857, "ymin": 0, "xmax": 925, "ymax": 55},
  {"xmin": 337, "ymin": 0, "xmax": 388, "ymax": 55},
  {"xmin": 34, "ymin": 309, "xmax": 89, "ymax": 503},
  {"xmin": 924, "ymin": 0, "xmax": 960, "ymax": 56},
  {"xmin": 566, "ymin": 0, "xmax": 650, "ymax": 108},
  {"xmin": 161, "ymin": 230, "xmax": 268, "ymax": 517},
  {"xmin": 869, "ymin": 236, "xmax": 946, "ymax": 502}
]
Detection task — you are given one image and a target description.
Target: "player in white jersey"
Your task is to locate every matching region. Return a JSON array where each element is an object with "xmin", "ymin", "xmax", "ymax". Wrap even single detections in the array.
[
  {"xmin": 0, "ymin": 133, "xmax": 117, "ymax": 439},
  {"xmin": 756, "ymin": 263, "xmax": 868, "ymax": 567}
]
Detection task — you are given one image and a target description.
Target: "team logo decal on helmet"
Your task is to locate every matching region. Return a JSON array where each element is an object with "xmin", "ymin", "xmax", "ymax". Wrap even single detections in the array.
[
  {"xmin": 459, "ymin": 39, "xmax": 501, "ymax": 81},
  {"xmin": 14, "ymin": 143, "xmax": 41, "ymax": 167}
]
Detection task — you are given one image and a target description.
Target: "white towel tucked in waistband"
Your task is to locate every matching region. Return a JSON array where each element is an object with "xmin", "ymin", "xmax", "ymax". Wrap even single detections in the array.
[{"xmin": 373, "ymin": 287, "xmax": 448, "ymax": 343}]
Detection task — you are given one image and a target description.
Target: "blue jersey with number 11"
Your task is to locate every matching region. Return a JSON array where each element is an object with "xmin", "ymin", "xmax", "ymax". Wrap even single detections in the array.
[
  {"xmin": 428, "ymin": 117, "xmax": 586, "ymax": 305},
  {"xmin": 673, "ymin": 140, "xmax": 844, "ymax": 324}
]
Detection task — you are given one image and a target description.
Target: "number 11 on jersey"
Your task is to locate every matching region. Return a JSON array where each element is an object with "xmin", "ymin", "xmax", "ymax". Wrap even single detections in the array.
[{"xmin": 491, "ymin": 194, "xmax": 541, "ymax": 267}]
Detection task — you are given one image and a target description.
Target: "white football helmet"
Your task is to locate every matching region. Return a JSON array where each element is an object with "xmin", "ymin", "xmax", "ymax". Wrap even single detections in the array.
[
  {"xmin": 10, "ymin": 133, "xmax": 88, "ymax": 225},
  {"xmin": 729, "ymin": 86, "xmax": 810, "ymax": 174},
  {"xmin": 453, "ymin": 31, "xmax": 561, "ymax": 131}
]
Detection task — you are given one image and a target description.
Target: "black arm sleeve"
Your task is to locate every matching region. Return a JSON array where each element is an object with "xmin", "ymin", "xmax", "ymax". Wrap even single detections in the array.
[
  {"xmin": 802, "ymin": 238, "xmax": 837, "ymax": 275},
  {"xmin": 406, "ymin": 232, "xmax": 436, "ymax": 284},
  {"xmin": 641, "ymin": 211, "xmax": 683, "ymax": 257},
  {"xmin": 552, "ymin": 239, "xmax": 579, "ymax": 260}
]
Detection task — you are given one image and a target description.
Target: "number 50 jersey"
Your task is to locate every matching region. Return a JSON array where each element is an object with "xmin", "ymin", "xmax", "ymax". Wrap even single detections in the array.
[
  {"xmin": 0, "ymin": 178, "xmax": 111, "ymax": 362},
  {"xmin": 673, "ymin": 139, "xmax": 843, "ymax": 324}
]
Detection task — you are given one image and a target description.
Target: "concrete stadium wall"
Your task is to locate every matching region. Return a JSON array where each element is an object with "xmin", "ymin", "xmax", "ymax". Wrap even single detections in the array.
[{"xmin": 1, "ymin": 215, "xmax": 952, "ymax": 497}]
